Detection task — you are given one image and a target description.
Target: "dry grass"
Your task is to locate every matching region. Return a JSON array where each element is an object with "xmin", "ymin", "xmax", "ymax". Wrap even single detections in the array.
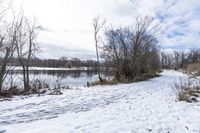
[
  {"xmin": 0, "ymin": 86, "xmax": 22, "ymax": 98},
  {"xmin": 0, "ymin": 79, "xmax": 51, "ymax": 98},
  {"xmin": 133, "ymin": 73, "xmax": 160, "ymax": 82},
  {"xmin": 187, "ymin": 63, "xmax": 200, "ymax": 75},
  {"xmin": 174, "ymin": 82, "xmax": 191, "ymax": 101},
  {"xmin": 88, "ymin": 72, "xmax": 161, "ymax": 87},
  {"xmin": 173, "ymin": 77, "xmax": 200, "ymax": 102},
  {"xmin": 88, "ymin": 79, "xmax": 119, "ymax": 87}
]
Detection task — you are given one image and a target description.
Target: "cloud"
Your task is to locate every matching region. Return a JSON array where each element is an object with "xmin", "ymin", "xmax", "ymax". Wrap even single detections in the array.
[
  {"xmin": 152, "ymin": 0, "xmax": 200, "ymax": 51},
  {"xmin": 8, "ymin": 0, "xmax": 200, "ymax": 59},
  {"xmin": 38, "ymin": 43, "xmax": 96, "ymax": 59}
]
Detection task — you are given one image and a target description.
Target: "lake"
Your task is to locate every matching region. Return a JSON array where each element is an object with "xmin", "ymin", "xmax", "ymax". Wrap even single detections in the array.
[{"xmin": 4, "ymin": 68, "xmax": 113, "ymax": 88}]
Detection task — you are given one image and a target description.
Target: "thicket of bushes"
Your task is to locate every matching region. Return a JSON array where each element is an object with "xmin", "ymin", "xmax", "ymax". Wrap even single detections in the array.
[
  {"xmin": 174, "ymin": 76, "xmax": 200, "ymax": 103},
  {"xmin": 101, "ymin": 16, "xmax": 160, "ymax": 81}
]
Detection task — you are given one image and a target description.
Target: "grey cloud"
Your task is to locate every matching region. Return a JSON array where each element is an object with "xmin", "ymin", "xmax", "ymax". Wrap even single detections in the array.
[{"xmin": 37, "ymin": 43, "xmax": 96, "ymax": 60}]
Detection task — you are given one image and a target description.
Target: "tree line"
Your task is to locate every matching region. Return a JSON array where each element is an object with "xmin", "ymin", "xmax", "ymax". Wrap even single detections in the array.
[
  {"xmin": 0, "ymin": 57, "xmax": 100, "ymax": 68},
  {"xmin": 161, "ymin": 49, "xmax": 200, "ymax": 70}
]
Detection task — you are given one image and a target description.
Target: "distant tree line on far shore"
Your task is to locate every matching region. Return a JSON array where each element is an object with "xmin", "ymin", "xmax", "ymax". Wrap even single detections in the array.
[{"xmin": 0, "ymin": 57, "xmax": 106, "ymax": 68}]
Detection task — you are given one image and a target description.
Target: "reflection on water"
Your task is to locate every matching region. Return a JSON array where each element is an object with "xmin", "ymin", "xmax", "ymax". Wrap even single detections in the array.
[{"xmin": 6, "ymin": 70, "xmax": 113, "ymax": 87}]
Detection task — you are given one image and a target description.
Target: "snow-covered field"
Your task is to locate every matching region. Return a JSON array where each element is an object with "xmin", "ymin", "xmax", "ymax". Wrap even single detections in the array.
[{"xmin": 0, "ymin": 70, "xmax": 200, "ymax": 133}]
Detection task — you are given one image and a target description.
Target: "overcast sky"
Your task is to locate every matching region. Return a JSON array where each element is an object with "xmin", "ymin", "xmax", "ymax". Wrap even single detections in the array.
[{"xmin": 7, "ymin": 0, "xmax": 200, "ymax": 59}]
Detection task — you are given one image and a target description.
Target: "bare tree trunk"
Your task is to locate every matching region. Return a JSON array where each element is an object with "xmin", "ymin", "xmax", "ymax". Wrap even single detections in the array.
[
  {"xmin": 14, "ymin": 17, "xmax": 38, "ymax": 93},
  {"xmin": 0, "ymin": 43, "xmax": 15, "ymax": 93},
  {"xmin": 25, "ymin": 35, "xmax": 33, "ymax": 91},
  {"xmin": 16, "ymin": 45, "xmax": 29, "ymax": 92},
  {"xmin": 93, "ymin": 16, "xmax": 105, "ymax": 82},
  {"xmin": 0, "ymin": 53, "xmax": 9, "ymax": 92},
  {"xmin": 94, "ymin": 32, "xmax": 102, "ymax": 82}
]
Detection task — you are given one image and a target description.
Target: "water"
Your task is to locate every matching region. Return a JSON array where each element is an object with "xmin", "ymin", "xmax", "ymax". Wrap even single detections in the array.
[{"xmin": 4, "ymin": 70, "xmax": 113, "ymax": 88}]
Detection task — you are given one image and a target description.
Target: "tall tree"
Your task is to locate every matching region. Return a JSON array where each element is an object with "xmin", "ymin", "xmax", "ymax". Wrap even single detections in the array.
[
  {"xmin": 93, "ymin": 16, "xmax": 105, "ymax": 82},
  {"xmin": 102, "ymin": 16, "xmax": 160, "ymax": 81},
  {"xmin": 15, "ymin": 16, "xmax": 39, "ymax": 93},
  {"xmin": 0, "ymin": 1, "xmax": 16, "ymax": 93}
]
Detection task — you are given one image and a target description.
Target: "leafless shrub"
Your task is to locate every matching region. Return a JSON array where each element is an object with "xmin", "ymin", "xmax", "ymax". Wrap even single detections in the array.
[
  {"xmin": 50, "ymin": 80, "xmax": 63, "ymax": 95},
  {"xmin": 88, "ymin": 79, "xmax": 116, "ymax": 87},
  {"xmin": 173, "ymin": 76, "xmax": 200, "ymax": 102},
  {"xmin": 173, "ymin": 78, "xmax": 191, "ymax": 101},
  {"xmin": 7, "ymin": 86, "xmax": 21, "ymax": 96},
  {"xmin": 101, "ymin": 16, "xmax": 160, "ymax": 81},
  {"xmin": 0, "ymin": 86, "xmax": 22, "ymax": 98},
  {"xmin": 30, "ymin": 79, "xmax": 49, "ymax": 94}
]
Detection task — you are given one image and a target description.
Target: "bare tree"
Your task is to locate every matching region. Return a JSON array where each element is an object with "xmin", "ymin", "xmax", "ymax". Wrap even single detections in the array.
[
  {"xmin": 160, "ymin": 52, "xmax": 174, "ymax": 69},
  {"xmin": 93, "ymin": 16, "xmax": 105, "ymax": 82},
  {"xmin": 0, "ymin": 0, "xmax": 7, "ymax": 20},
  {"xmin": 0, "ymin": 31, "xmax": 15, "ymax": 93},
  {"xmin": 14, "ymin": 16, "xmax": 39, "ymax": 93},
  {"xmin": 180, "ymin": 51, "xmax": 187, "ymax": 68},
  {"xmin": 0, "ymin": 1, "xmax": 16, "ymax": 93},
  {"xmin": 102, "ymin": 16, "xmax": 160, "ymax": 81},
  {"xmin": 188, "ymin": 49, "xmax": 200, "ymax": 63},
  {"xmin": 0, "ymin": 1, "xmax": 40, "ymax": 95}
]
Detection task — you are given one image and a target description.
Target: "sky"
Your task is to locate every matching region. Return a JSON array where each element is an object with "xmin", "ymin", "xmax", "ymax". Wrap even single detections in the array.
[{"xmin": 3, "ymin": 0, "xmax": 200, "ymax": 59}]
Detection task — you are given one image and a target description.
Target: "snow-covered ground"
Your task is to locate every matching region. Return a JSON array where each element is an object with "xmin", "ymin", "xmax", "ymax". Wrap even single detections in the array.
[{"xmin": 0, "ymin": 70, "xmax": 200, "ymax": 133}]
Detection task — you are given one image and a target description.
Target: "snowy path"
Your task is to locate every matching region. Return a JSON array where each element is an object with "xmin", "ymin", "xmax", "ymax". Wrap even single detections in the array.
[{"xmin": 0, "ymin": 70, "xmax": 200, "ymax": 133}]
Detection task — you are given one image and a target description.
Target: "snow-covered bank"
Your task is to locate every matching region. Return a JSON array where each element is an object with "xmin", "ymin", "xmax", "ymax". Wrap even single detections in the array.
[
  {"xmin": 0, "ymin": 70, "xmax": 200, "ymax": 133},
  {"xmin": 7, "ymin": 66, "xmax": 89, "ymax": 71}
]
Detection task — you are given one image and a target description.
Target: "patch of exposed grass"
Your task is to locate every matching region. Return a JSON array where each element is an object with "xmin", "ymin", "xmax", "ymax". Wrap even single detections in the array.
[
  {"xmin": 186, "ymin": 63, "xmax": 200, "ymax": 76},
  {"xmin": 88, "ymin": 72, "xmax": 161, "ymax": 87},
  {"xmin": 173, "ymin": 77, "xmax": 200, "ymax": 103}
]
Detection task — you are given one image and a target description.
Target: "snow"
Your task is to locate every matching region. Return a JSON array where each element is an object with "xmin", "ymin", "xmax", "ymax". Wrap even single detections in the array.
[{"xmin": 0, "ymin": 70, "xmax": 200, "ymax": 133}]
